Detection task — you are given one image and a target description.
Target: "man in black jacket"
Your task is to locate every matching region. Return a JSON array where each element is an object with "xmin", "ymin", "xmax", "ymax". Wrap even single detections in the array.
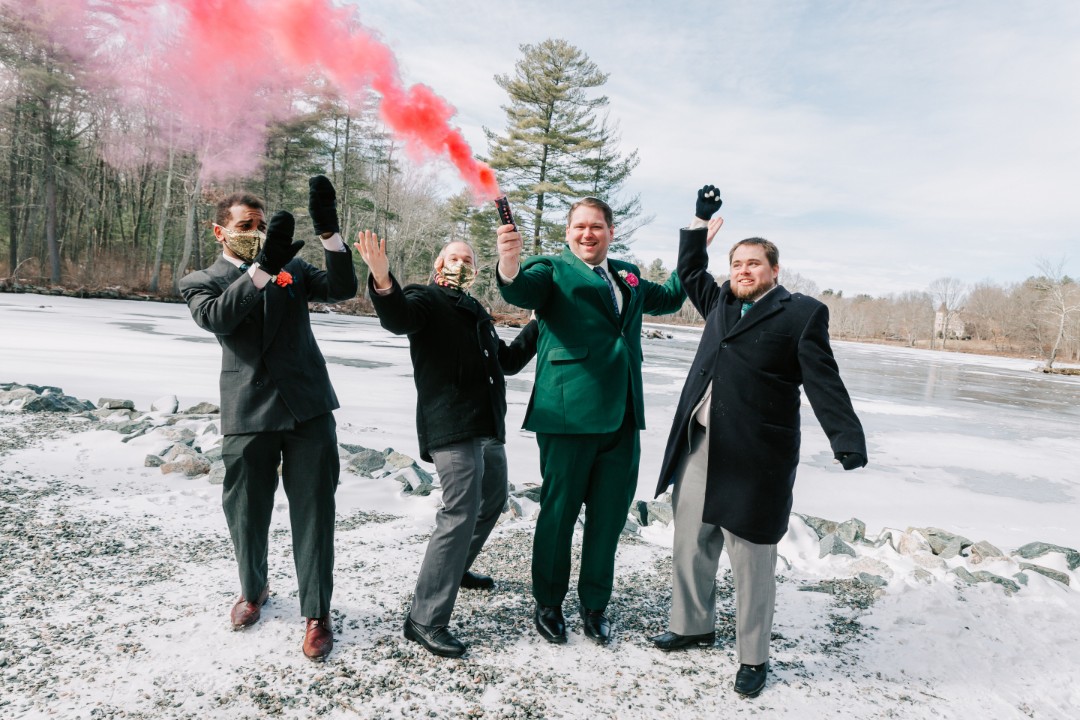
[
  {"xmin": 355, "ymin": 231, "xmax": 538, "ymax": 658},
  {"xmin": 179, "ymin": 178, "xmax": 358, "ymax": 660},
  {"xmin": 650, "ymin": 186, "xmax": 867, "ymax": 697}
]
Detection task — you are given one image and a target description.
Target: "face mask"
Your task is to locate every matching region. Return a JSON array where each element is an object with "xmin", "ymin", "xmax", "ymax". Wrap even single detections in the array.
[
  {"xmin": 436, "ymin": 259, "xmax": 477, "ymax": 291},
  {"xmin": 219, "ymin": 226, "xmax": 265, "ymax": 263}
]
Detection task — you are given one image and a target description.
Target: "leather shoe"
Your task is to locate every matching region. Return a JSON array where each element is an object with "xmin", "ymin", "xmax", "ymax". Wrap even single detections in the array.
[
  {"xmin": 460, "ymin": 570, "xmax": 495, "ymax": 590},
  {"xmin": 650, "ymin": 630, "xmax": 715, "ymax": 651},
  {"xmin": 303, "ymin": 615, "xmax": 334, "ymax": 660},
  {"xmin": 733, "ymin": 662, "xmax": 768, "ymax": 697},
  {"xmin": 229, "ymin": 585, "xmax": 269, "ymax": 629},
  {"xmin": 579, "ymin": 606, "xmax": 611, "ymax": 645},
  {"xmin": 404, "ymin": 615, "xmax": 466, "ymax": 658},
  {"xmin": 534, "ymin": 604, "xmax": 567, "ymax": 644}
]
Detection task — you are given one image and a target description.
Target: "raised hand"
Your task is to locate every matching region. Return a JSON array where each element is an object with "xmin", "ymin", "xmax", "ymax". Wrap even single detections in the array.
[
  {"xmin": 496, "ymin": 223, "xmax": 522, "ymax": 280},
  {"xmin": 705, "ymin": 215, "xmax": 724, "ymax": 247},
  {"xmin": 257, "ymin": 211, "xmax": 304, "ymax": 276},
  {"xmin": 308, "ymin": 175, "xmax": 340, "ymax": 237},
  {"xmin": 353, "ymin": 230, "xmax": 391, "ymax": 289},
  {"xmin": 695, "ymin": 184, "xmax": 723, "ymax": 221},
  {"xmin": 835, "ymin": 452, "xmax": 868, "ymax": 471}
]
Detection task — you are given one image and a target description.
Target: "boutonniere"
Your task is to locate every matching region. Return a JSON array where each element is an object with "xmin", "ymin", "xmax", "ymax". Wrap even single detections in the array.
[
  {"xmin": 273, "ymin": 270, "xmax": 294, "ymax": 297},
  {"xmin": 618, "ymin": 269, "xmax": 639, "ymax": 288}
]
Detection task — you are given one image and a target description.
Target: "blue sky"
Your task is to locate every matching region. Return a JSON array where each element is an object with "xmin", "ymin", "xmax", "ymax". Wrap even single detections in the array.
[{"xmin": 348, "ymin": 0, "xmax": 1079, "ymax": 296}]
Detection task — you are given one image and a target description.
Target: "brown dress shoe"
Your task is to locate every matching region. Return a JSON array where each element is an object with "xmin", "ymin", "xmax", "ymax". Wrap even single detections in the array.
[
  {"xmin": 303, "ymin": 615, "xmax": 334, "ymax": 660},
  {"xmin": 230, "ymin": 586, "xmax": 270, "ymax": 630}
]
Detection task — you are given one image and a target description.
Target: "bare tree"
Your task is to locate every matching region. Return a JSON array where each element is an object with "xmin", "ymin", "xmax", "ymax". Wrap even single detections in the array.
[{"xmin": 1032, "ymin": 257, "xmax": 1080, "ymax": 370}]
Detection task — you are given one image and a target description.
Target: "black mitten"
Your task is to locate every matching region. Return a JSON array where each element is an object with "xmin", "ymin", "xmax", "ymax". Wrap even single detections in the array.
[
  {"xmin": 257, "ymin": 211, "xmax": 304, "ymax": 275},
  {"xmin": 695, "ymin": 184, "xmax": 723, "ymax": 221},
  {"xmin": 308, "ymin": 175, "xmax": 340, "ymax": 236},
  {"xmin": 836, "ymin": 452, "xmax": 868, "ymax": 471}
]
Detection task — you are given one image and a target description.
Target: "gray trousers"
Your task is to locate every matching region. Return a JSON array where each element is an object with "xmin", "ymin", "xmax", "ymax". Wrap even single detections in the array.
[
  {"xmin": 669, "ymin": 422, "xmax": 777, "ymax": 665},
  {"xmin": 409, "ymin": 437, "xmax": 508, "ymax": 627}
]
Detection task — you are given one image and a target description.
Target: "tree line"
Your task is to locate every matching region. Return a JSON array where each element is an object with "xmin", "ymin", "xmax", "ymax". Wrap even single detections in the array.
[{"xmin": 1, "ymin": 13, "xmax": 1077, "ymax": 367}]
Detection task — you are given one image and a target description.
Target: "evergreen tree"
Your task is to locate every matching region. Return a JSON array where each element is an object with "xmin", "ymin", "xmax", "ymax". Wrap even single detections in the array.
[{"xmin": 485, "ymin": 39, "xmax": 644, "ymax": 256}]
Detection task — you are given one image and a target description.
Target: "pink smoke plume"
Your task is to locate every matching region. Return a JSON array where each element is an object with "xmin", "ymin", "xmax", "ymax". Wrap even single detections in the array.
[{"xmin": 3, "ymin": 0, "xmax": 501, "ymax": 200}]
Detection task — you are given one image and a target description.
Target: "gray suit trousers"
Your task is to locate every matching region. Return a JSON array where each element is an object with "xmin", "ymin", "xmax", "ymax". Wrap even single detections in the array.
[
  {"xmin": 670, "ymin": 422, "xmax": 777, "ymax": 665},
  {"xmin": 409, "ymin": 437, "xmax": 508, "ymax": 627}
]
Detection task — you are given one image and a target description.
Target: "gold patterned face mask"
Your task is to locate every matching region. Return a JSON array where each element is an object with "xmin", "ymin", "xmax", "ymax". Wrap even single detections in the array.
[
  {"xmin": 436, "ymin": 259, "xmax": 477, "ymax": 291},
  {"xmin": 219, "ymin": 226, "xmax": 265, "ymax": 263}
]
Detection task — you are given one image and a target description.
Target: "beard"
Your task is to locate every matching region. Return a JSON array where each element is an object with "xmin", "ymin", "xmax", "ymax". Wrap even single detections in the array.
[{"xmin": 731, "ymin": 278, "xmax": 777, "ymax": 302}]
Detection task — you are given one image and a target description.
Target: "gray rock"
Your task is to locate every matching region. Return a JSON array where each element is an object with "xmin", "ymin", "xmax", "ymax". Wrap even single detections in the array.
[
  {"xmin": 144, "ymin": 454, "xmax": 165, "ymax": 468},
  {"xmin": 970, "ymin": 570, "xmax": 1021, "ymax": 595},
  {"xmin": 0, "ymin": 387, "xmax": 37, "ymax": 405},
  {"xmin": 631, "ymin": 500, "xmax": 649, "ymax": 526},
  {"xmin": 1012, "ymin": 571, "xmax": 1029, "ymax": 586},
  {"xmin": 511, "ymin": 485, "xmax": 542, "ymax": 503},
  {"xmin": 22, "ymin": 393, "xmax": 95, "ymax": 413},
  {"xmin": 836, "ymin": 518, "xmax": 866, "ymax": 543},
  {"xmin": 339, "ymin": 443, "xmax": 372, "ymax": 455},
  {"xmin": 398, "ymin": 465, "xmax": 435, "ymax": 496},
  {"xmin": 1018, "ymin": 562, "xmax": 1070, "ymax": 586},
  {"xmin": 201, "ymin": 422, "xmax": 219, "ymax": 435},
  {"xmin": 622, "ymin": 516, "xmax": 641, "ymax": 536},
  {"xmin": 115, "ymin": 419, "xmax": 153, "ymax": 436},
  {"xmin": 936, "ymin": 537, "xmax": 965, "ymax": 560},
  {"xmin": 897, "ymin": 529, "xmax": 933, "ymax": 556},
  {"xmin": 157, "ymin": 427, "xmax": 197, "ymax": 444},
  {"xmin": 968, "ymin": 540, "xmax": 1004, "ymax": 564},
  {"xmin": 644, "ymin": 501, "xmax": 674, "ymax": 527},
  {"xmin": 208, "ymin": 463, "xmax": 227, "ymax": 486},
  {"xmin": 949, "ymin": 566, "xmax": 978, "ymax": 584},
  {"xmin": 851, "ymin": 557, "xmax": 894, "ymax": 579},
  {"xmin": 794, "ymin": 514, "xmax": 838, "ymax": 540},
  {"xmin": 919, "ymin": 527, "xmax": 973, "ymax": 557},
  {"xmin": 506, "ymin": 497, "xmax": 523, "ymax": 518},
  {"xmin": 382, "ymin": 449, "xmax": 416, "ymax": 470},
  {"xmin": 151, "ymin": 395, "xmax": 179, "ymax": 414},
  {"xmin": 201, "ymin": 446, "xmax": 223, "ymax": 464},
  {"xmin": 182, "ymin": 401, "xmax": 219, "ymax": 415},
  {"xmin": 348, "ymin": 448, "xmax": 388, "ymax": 476},
  {"xmin": 164, "ymin": 443, "xmax": 199, "ymax": 461},
  {"xmin": 912, "ymin": 568, "xmax": 934, "ymax": 584},
  {"xmin": 160, "ymin": 454, "xmax": 211, "ymax": 477},
  {"xmin": 98, "ymin": 398, "xmax": 135, "ymax": 410},
  {"xmin": 856, "ymin": 572, "xmax": 888, "ymax": 588},
  {"xmin": 1013, "ymin": 542, "xmax": 1080, "ymax": 571},
  {"xmin": 866, "ymin": 529, "xmax": 895, "ymax": 549},
  {"xmin": 819, "ymin": 533, "xmax": 856, "ymax": 558}
]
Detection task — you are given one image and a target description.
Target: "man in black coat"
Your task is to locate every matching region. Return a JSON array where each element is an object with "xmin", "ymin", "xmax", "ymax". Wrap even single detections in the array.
[
  {"xmin": 179, "ymin": 178, "xmax": 358, "ymax": 660},
  {"xmin": 355, "ymin": 231, "xmax": 538, "ymax": 658},
  {"xmin": 650, "ymin": 186, "xmax": 867, "ymax": 697}
]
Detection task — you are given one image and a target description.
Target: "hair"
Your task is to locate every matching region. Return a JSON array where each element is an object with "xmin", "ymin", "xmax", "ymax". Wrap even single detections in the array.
[
  {"xmin": 439, "ymin": 240, "xmax": 477, "ymax": 265},
  {"xmin": 566, "ymin": 196, "xmax": 613, "ymax": 227},
  {"xmin": 214, "ymin": 192, "xmax": 266, "ymax": 227},
  {"xmin": 728, "ymin": 237, "xmax": 780, "ymax": 267}
]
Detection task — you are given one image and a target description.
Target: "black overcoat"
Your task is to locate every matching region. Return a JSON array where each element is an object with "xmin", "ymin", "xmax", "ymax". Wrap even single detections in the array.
[
  {"xmin": 654, "ymin": 227, "xmax": 866, "ymax": 544},
  {"xmin": 369, "ymin": 274, "xmax": 538, "ymax": 462}
]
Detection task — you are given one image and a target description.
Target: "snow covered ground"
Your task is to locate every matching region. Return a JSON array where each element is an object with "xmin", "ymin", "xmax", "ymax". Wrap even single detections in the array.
[{"xmin": 1, "ymin": 293, "xmax": 1078, "ymax": 719}]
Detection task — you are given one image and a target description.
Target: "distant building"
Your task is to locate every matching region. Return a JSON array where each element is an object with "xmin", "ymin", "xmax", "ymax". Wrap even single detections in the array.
[{"xmin": 934, "ymin": 304, "xmax": 967, "ymax": 340}]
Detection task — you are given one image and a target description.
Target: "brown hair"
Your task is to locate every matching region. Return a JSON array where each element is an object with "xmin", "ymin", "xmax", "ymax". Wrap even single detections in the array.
[
  {"xmin": 729, "ymin": 237, "xmax": 779, "ymax": 267},
  {"xmin": 566, "ymin": 196, "xmax": 613, "ymax": 227},
  {"xmin": 214, "ymin": 192, "xmax": 266, "ymax": 227}
]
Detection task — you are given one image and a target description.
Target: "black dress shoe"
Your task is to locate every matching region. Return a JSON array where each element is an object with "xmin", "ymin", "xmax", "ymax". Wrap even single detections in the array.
[
  {"xmin": 403, "ymin": 616, "xmax": 466, "ymax": 658},
  {"xmin": 579, "ymin": 607, "xmax": 611, "ymax": 645},
  {"xmin": 460, "ymin": 570, "xmax": 495, "ymax": 590},
  {"xmin": 733, "ymin": 662, "xmax": 768, "ymax": 697},
  {"xmin": 650, "ymin": 630, "xmax": 715, "ymax": 651},
  {"xmin": 534, "ymin": 604, "xmax": 567, "ymax": 644}
]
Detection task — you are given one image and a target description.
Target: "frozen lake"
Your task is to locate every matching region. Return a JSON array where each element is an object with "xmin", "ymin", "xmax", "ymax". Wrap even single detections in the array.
[{"xmin": 1, "ymin": 292, "xmax": 1077, "ymax": 549}]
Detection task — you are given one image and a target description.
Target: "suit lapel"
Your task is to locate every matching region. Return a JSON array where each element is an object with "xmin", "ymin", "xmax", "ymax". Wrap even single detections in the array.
[
  {"xmin": 562, "ymin": 248, "xmax": 620, "ymax": 326},
  {"xmin": 262, "ymin": 277, "xmax": 284, "ymax": 352},
  {"xmin": 723, "ymin": 286, "xmax": 789, "ymax": 340},
  {"xmin": 608, "ymin": 261, "xmax": 636, "ymax": 328}
]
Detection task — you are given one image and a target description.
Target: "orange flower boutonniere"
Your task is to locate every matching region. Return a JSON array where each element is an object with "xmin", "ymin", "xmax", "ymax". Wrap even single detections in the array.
[{"xmin": 274, "ymin": 270, "xmax": 294, "ymax": 297}]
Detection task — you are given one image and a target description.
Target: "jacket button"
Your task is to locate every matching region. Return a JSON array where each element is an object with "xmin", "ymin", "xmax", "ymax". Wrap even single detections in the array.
[
  {"xmin": 483, "ymin": 350, "xmax": 489, "ymax": 357},
  {"xmin": 720, "ymin": 342, "xmax": 728, "ymax": 349},
  {"xmin": 489, "ymin": 377, "xmax": 494, "ymax": 385},
  {"xmin": 255, "ymin": 380, "xmax": 264, "ymax": 388}
]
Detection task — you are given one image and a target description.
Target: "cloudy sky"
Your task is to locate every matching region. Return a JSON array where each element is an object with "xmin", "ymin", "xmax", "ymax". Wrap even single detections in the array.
[{"xmin": 346, "ymin": 0, "xmax": 1078, "ymax": 297}]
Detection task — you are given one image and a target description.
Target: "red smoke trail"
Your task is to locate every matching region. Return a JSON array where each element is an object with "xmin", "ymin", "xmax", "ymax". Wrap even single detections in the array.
[{"xmin": 2, "ymin": 0, "xmax": 501, "ymax": 200}]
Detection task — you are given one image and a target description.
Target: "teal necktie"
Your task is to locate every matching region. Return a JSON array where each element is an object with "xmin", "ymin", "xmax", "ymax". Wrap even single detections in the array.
[
  {"xmin": 594, "ymin": 266, "xmax": 620, "ymax": 316},
  {"xmin": 741, "ymin": 301, "xmax": 753, "ymax": 317}
]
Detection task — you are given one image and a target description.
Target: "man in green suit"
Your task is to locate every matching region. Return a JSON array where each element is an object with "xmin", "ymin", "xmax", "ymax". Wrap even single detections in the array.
[{"xmin": 496, "ymin": 197, "xmax": 686, "ymax": 644}]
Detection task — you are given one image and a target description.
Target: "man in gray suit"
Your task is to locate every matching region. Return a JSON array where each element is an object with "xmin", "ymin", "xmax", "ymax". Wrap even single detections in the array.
[
  {"xmin": 179, "ymin": 177, "xmax": 358, "ymax": 660},
  {"xmin": 651, "ymin": 186, "xmax": 867, "ymax": 697},
  {"xmin": 356, "ymin": 232, "xmax": 537, "ymax": 658}
]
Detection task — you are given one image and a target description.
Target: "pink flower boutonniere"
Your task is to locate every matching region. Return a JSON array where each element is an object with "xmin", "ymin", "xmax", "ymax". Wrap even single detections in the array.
[{"xmin": 618, "ymin": 269, "xmax": 639, "ymax": 288}]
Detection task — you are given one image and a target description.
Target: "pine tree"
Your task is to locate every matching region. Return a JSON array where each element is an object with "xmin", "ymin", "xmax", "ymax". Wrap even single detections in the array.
[{"xmin": 485, "ymin": 39, "xmax": 644, "ymax": 256}]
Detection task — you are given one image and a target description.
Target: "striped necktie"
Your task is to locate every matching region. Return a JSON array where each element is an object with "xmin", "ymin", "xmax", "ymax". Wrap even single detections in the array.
[
  {"xmin": 741, "ymin": 301, "xmax": 753, "ymax": 317},
  {"xmin": 594, "ymin": 266, "xmax": 620, "ymax": 316}
]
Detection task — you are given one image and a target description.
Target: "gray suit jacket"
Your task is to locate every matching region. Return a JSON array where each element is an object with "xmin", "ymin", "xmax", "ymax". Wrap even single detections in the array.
[{"xmin": 179, "ymin": 249, "xmax": 358, "ymax": 435}]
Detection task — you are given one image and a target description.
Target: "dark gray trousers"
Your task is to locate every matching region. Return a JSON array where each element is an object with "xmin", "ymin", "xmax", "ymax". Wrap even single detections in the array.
[
  {"xmin": 221, "ymin": 412, "xmax": 339, "ymax": 619},
  {"xmin": 409, "ymin": 437, "xmax": 508, "ymax": 627}
]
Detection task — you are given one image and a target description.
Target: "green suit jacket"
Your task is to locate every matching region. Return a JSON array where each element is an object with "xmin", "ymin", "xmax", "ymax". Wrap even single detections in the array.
[{"xmin": 500, "ymin": 247, "xmax": 686, "ymax": 435}]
